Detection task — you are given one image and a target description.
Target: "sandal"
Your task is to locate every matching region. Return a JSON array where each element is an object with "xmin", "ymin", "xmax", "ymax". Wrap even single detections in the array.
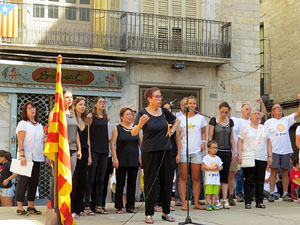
[
  {"xmin": 161, "ymin": 214, "xmax": 175, "ymax": 222},
  {"xmin": 116, "ymin": 209, "xmax": 124, "ymax": 214},
  {"xmin": 79, "ymin": 211, "xmax": 87, "ymax": 216},
  {"xmin": 154, "ymin": 205, "xmax": 162, "ymax": 212},
  {"xmin": 126, "ymin": 208, "xmax": 136, "ymax": 213},
  {"xmin": 181, "ymin": 206, "xmax": 188, "ymax": 211},
  {"xmin": 27, "ymin": 207, "xmax": 42, "ymax": 215},
  {"xmin": 95, "ymin": 206, "xmax": 108, "ymax": 214},
  {"xmin": 170, "ymin": 206, "xmax": 175, "ymax": 211},
  {"xmin": 17, "ymin": 209, "xmax": 29, "ymax": 216},
  {"xmin": 255, "ymin": 203, "xmax": 266, "ymax": 208},
  {"xmin": 145, "ymin": 215, "xmax": 154, "ymax": 224},
  {"xmin": 193, "ymin": 205, "xmax": 206, "ymax": 210},
  {"xmin": 84, "ymin": 207, "xmax": 96, "ymax": 216}
]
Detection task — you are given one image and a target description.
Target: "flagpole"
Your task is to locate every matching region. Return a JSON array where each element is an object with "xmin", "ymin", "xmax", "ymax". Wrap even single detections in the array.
[
  {"xmin": 54, "ymin": 55, "xmax": 62, "ymax": 211},
  {"xmin": 45, "ymin": 55, "xmax": 63, "ymax": 225}
]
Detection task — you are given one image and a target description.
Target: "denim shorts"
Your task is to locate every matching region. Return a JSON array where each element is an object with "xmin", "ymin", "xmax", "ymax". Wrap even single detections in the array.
[
  {"xmin": 0, "ymin": 186, "xmax": 14, "ymax": 198},
  {"xmin": 180, "ymin": 151, "xmax": 203, "ymax": 164}
]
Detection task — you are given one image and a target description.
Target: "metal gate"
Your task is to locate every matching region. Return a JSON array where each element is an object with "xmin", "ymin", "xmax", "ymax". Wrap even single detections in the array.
[{"xmin": 17, "ymin": 93, "xmax": 96, "ymax": 199}]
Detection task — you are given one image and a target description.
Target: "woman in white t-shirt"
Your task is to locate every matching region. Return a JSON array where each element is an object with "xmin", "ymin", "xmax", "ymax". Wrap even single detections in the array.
[
  {"xmin": 15, "ymin": 102, "xmax": 45, "ymax": 216},
  {"xmin": 237, "ymin": 109, "xmax": 272, "ymax": 209},
  {"xmin": 178, "ymin": 96, "xmax": 207, "ymax": 210}
]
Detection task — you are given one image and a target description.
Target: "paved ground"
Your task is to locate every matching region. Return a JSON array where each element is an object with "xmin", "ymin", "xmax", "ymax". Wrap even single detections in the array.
[{"xmin": 0, "ymin": 200, "xmax": 299, "ymax": 225}]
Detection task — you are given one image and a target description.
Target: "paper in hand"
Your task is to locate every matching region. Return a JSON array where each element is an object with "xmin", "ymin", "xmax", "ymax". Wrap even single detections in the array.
[{"xmin": 10, "ymin": 159, "xmax": 33, "ymax": 177}]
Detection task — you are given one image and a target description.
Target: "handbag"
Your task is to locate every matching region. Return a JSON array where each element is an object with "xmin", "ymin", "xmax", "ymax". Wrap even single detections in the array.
[
  {"xmin": 241, "ymin": 125, "xmax": 262, "ymax": 168},
  {"xmin": 241, "ymin": 155, "xmax": 255, "ymax": 167}
]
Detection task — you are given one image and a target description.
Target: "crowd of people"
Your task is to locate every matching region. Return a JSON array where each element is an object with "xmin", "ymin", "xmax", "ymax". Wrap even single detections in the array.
[{"xmin": 1, "ymin": 87, "xmax": 300, "ymax": 223}]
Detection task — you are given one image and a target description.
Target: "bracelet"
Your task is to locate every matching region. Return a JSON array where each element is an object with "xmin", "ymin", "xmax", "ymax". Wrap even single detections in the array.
[
  {"xmin": 268, "ymin": 155, "xmax": 272, "ymax": 158},
  {"xmin": 20, "ymin": 154, "xmax": 25, "ymax": 157},
  {"xmin": 201, "ymin": 140, "xmax": 207, "ymax": 143}
]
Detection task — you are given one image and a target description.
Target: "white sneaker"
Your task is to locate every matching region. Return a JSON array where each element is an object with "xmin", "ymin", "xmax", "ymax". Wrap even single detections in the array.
[
  {"xmin": 222, "ymin": 199, "xmax": 230, "ymax": 209},
  {"xmin": 216, "ymin": 200, "xmax": 223, "ymax": 209}
]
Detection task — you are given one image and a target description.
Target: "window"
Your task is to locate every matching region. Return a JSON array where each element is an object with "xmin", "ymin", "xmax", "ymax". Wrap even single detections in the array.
[
  {"xmin": 33, "ymin": 4, "xmax": 45, "ymax": 18},
  {"xmin": 260, "ymin": 23, "xmax": 264, "ymax": 95},
  {"xmin": 80, "ymin": 8, "xmax": 90, "ymax": 21},
  {"xmin": 65, "ymin": 7, "xmax": 76, "ymax": 20},
  {"xmin": 80, "ymin": 0, "xmax": 90, "ymax": 4},
  {"xmin": 49, "ymin": 0, "xmax": 59, "ymax": 2},
  {"xmin": 66, "ymin": 0, "xmax": 76, "ymax": 3},
  {"xmin": 48, "ymin": 6, "xmax": 59, "ymax": 19}
]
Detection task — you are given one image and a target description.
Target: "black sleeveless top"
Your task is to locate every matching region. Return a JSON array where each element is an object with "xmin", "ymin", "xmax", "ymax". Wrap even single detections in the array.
[
  {"xmin": 90, "ymin": 116, "xmax": 109, "ymax": 154},
  {"xmin": 209, "ymin": 117, "xmax": 234, "ymax": 151},
  {"xmin": 116, "ymin": 124, "xmax": 139, "ymax": 167},
  {"xmin": 78, "ymin": 125, "xmax": 89, "ymax": 151}
]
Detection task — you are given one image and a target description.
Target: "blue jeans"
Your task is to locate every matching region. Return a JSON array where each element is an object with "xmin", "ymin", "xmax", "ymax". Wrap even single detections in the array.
[{"xmin": 236, "ymin": 168, "xmax": 244, "ymax": 194}]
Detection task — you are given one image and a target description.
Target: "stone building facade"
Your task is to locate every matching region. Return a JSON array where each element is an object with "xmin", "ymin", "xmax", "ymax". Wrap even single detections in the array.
[{"xmin": 0, "ymin": 0, "xmax": 260, "ymax": 198}]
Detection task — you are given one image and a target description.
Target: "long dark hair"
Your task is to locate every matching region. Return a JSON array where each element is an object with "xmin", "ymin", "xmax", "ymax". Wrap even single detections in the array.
[
  {"xmin": 21, "ymin": 101, "xmax": 39, "ymax": 122},
  {"xmin": 73, "ymin": 97, "xmax": 88, "ymax": 125},
  {"xmin": 63, "ymin": 89, "xmax": 74, "ymax": 114},
  {"xmin": 92, "ymin": 96, "xmax": 108, "ymax": 121}
]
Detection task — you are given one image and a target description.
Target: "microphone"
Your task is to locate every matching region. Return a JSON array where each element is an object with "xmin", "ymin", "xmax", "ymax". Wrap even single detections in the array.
[{"xmin": 169, "ymin": 98, "xmax": 178, "ymax": 107}]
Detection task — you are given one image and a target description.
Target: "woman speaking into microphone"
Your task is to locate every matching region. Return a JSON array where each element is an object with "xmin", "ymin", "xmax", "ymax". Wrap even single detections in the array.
[{"xmin": 132, "ymin": 87, "xmax": 179, "ymax": 224}]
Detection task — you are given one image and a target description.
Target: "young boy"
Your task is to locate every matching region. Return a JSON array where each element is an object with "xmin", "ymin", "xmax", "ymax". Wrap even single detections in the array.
[
  {"xmin": 290, "ymin": 157, "xmax": 300, "ymax": 202},
  {"xmin": 201, "ymin": 140, "xmax": 223, "ymax": 211}
]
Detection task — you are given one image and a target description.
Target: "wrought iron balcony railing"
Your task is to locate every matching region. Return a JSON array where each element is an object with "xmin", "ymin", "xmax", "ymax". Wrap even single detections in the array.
[{"xmin": 1, "ymin": 3, "xmax": 231, "ymax": 58}]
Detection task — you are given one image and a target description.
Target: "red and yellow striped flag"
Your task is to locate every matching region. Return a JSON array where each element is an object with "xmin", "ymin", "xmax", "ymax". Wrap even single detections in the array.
[
  {"xmin": 44, "ymin": 59, "xmax": 75, "ymax": 225},
  {"xmin": 0, "ymin": 4, "xmax": 18, "ymax": 38}
]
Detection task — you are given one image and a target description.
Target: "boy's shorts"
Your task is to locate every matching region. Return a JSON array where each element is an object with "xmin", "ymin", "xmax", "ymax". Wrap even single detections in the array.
[
  {"xmin": 205, "ymin": 184, "xmax": 219, "ymax": 195},
  {"xmin": 0, "ymin": 186, "xmax": 14, "ymax": 198}
]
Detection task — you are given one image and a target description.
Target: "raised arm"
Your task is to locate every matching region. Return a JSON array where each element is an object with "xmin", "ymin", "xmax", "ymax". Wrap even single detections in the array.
[
  {"xmin": 294, "ymin": 94, "xmax": 300, "ymax": 119},
  {"xmin": 256, "ymin": 98, "xmax": 267, "ymax": 118}
]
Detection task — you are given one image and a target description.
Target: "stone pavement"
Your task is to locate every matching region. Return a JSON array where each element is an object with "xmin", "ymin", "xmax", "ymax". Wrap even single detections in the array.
[{"xmin": 0, "ymin": 201, "xmax": 299, "ymax": 225}]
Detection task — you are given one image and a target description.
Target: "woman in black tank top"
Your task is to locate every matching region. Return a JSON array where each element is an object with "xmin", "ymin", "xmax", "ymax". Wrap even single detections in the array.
[
  {"xmin": 208, "ymin": 102, "xmax": 235, "ymax": 209},
  {"xmin": 71, "ymin": 97, "xmax": 93, "ymax": 217},
  {"xmin": 111, "ymin": 107, "xmax": 141, "ymax": 214},
  {"xmin": 84, "ymin": 97, "xmax": 110, "ymax": 215}
]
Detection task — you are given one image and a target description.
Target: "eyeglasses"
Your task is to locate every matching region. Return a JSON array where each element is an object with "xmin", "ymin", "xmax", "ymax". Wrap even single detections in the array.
[
  {"xmin": 272, "ymin": 106, "xmax": 282, "ymax": 111},
  {"xmin": 210, "ymin": 147, "xmax": 218, "ymax": 150},
  {"xmin": 98, "ymin": 100, "xmax": 106, "ymax": 104},
  {"xmin": 152, "ymin": 95, "xmax": 163, "ymax": 100},
  {"xmin": 132, "ymin": 110, "xmax": 137, "ymax": 113}
]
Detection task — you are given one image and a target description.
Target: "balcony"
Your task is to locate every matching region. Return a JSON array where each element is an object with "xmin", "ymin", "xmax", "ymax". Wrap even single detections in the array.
[{"xmin": 1, "ymin": 3, "xmax": 231, "ymax": 59}]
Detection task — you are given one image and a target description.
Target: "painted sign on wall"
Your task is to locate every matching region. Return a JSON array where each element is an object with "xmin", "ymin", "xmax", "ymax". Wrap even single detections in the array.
[{"xmin": 0, "ymin": 60, "xmax": 125, "ymax": 88}]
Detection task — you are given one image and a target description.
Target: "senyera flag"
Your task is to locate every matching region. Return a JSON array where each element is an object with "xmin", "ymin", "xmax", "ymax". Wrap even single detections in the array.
[
  {"xmin": 0, "ymin": 4, "xmax": 18, "ymax": 38},
  {"xmin": 44, "ymin": 60, "xmax": 75, "ymax": 225}
]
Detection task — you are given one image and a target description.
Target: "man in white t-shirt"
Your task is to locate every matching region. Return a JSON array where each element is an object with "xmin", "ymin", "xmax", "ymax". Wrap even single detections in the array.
[{"xmin": 265, "ymin": 95, "xmax": 300, "ymax": 202}]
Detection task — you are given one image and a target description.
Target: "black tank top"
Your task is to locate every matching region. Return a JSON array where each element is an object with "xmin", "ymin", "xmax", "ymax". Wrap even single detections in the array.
[
  {"xmin": 78, "ymin": 125, "xmax": 89, "ymax": 150},
  {"xmin": 116, "ymin": 124, "xmax": 139, "ymax": 167},
  {"xmin": 90, "ymin": 116, "xmax": 109, "ymax": 154}
]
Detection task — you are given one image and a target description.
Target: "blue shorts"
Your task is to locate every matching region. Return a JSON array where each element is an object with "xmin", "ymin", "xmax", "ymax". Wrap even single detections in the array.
[
  {"xmin": 180, "ymin": 152, "xmax": 203, "ymax": 164},
  {"xmin": 0, "ymin": 186, "xmax": 14, "ymax": 198}
]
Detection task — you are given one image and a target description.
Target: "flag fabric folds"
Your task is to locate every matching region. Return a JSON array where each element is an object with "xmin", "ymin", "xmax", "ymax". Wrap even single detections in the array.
[
  {"xmin": 44, "ymin": 62, "xmax": 75, "ymax": 225},
  {"xmin": 0, "ymin": 4, "xmax": 18, "ymax": 38}
]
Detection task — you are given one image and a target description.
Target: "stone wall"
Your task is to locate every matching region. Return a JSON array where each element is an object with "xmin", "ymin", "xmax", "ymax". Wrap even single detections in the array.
[
  {"xmin": 260, "ymin": 0, "xmax": 300, "ymax": 103},
  {"xmin": 109, "ymin": 0, "xmax": 261, "ymax": 122}
]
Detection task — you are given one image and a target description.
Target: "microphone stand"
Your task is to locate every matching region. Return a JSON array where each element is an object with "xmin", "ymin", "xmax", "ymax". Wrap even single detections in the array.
[{"xmin": 179, "ymin": 105, "xmax": 206, "ymax": 225}]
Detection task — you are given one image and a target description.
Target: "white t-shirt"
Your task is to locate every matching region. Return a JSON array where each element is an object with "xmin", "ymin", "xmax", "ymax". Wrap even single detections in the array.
[
  {"xmin": 265, "ymin": 113, "xmax": 296, "ymax": 154},
  {"xmin": 178, "ymin": 114, "xmax": 207, "ymax": 155},
  {"xmin": 238, "ymin": 123, "xmax": 270, "ymax": 161},
  {"xmin": 16, "ymin": 120, "xmax": 45, "ymax": 162},
  {"xmin": 202, "ymin": 154, "xmax": 223, "ymax": 185},
  {"xmin": 232, "ymin": 117, "xmax": 250, "ymax": 156}
]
